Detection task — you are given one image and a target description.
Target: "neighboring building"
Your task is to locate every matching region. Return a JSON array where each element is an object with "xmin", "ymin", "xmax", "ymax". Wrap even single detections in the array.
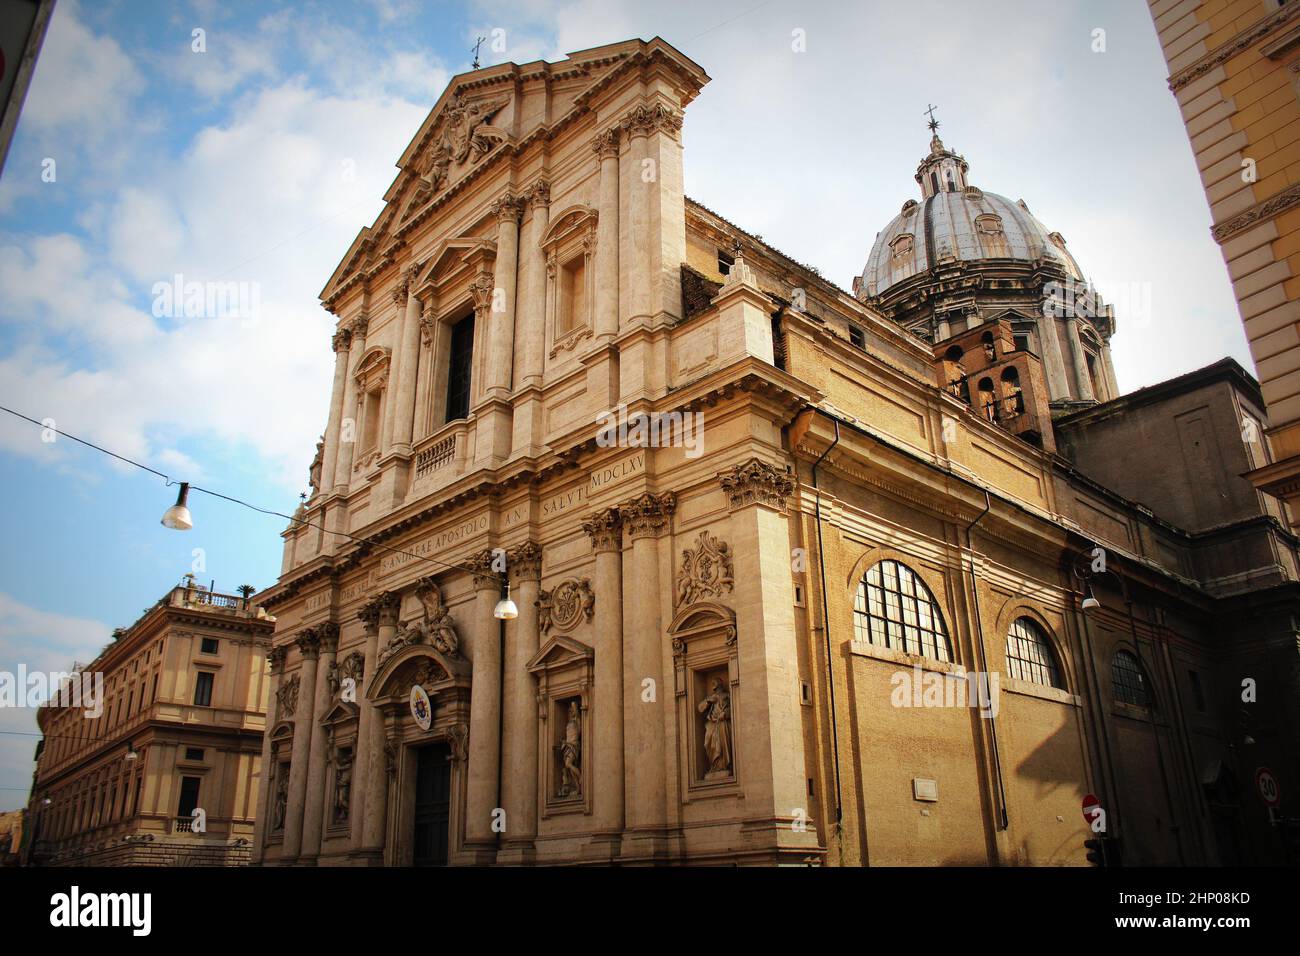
[
  {"xmin": 23, "ymin": 581, "xmax": 275, "ymax": 866},
  {"xmin": 0, "ymin": 809, "xmax": 23, "ymax": 865},
  {"xmin": 258, "ymin": 37, "xmax": 1299, "ymax": 867},
  {"xmin": 1147, "ymin": 0, "xmax": 1300, "ymax": 531}
]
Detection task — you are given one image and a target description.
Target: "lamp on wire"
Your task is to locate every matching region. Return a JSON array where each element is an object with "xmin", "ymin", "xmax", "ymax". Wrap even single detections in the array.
[
  {"xmin": 494, "ymin": 581, "xmax": 518, "ymax": 620},
  {"xmin": 1080, "ymin": 582, "xmax": 1100, "ymax": 612},
  {"xmin": 161, "ymin": 482, "xmax": 193, "ymax": 530}
]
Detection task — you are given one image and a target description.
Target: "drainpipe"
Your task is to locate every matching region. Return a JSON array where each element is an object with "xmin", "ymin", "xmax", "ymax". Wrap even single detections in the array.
[
  {"xmin": 809, "ymin": 414, "xmax": 844, "ymax": 845},
  {"xmin": 964, "ymin": 489, "xmax": 1008, "ymax": 832}
]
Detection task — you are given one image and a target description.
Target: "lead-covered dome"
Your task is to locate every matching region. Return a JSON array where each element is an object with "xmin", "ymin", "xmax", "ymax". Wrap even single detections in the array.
[{"xmin": 858, "ymin": 134, "xmax": 1084, "ymax": 299}]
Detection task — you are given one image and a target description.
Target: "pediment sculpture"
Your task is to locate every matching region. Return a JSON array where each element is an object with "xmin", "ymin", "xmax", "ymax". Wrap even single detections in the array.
[{"xmin": 378, "ymin": 576, "xmax": 461, "ymax": 667}]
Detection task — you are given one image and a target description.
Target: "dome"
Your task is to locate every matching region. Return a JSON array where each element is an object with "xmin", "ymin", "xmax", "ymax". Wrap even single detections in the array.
[{"xmin": 859, "ymin": 134, "xmax": 1085, "ymax": 299}]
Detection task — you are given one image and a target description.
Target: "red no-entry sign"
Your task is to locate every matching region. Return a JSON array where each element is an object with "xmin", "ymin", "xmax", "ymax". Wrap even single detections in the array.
[{"xmin": 1081, "ymin": 793, "xmax": 1101, "ymax": 823}]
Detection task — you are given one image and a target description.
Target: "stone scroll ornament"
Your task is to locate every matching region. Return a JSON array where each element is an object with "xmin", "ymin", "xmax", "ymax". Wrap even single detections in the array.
[
  {"xmin": 277, "ymin": 674, "xmax": 300, "ymax": 718},
  {"xmin": 537, "ymin": 578, "xmax": 595, "ymax": 636},
  {"xmin": 675, "ymin": 531, "xmax": 735, "ymax": 608}
]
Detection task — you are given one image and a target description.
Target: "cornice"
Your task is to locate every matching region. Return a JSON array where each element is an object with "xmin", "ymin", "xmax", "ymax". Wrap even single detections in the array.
[{"xmin": 1168, "ymin": 2, "xmax": 1300, "ymax": 92}]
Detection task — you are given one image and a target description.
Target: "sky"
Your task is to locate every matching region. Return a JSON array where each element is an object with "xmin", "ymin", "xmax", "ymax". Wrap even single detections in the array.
[{"xmin": 0, "ymin": 0, "xmax": 1251, "ymax": 809}]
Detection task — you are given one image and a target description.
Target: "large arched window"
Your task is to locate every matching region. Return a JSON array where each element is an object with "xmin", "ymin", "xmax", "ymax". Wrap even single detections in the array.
[
  {"xmin": 853, "ymin": 560, "xmax": 952, "ymax": 661},
  {"xmin": 1005, "ymin": 617, "xmax": 1063, "ymax": 689},
  {"xmin": 1111, "ymin": 649, "xmax": 1150, "ymax": 707}
]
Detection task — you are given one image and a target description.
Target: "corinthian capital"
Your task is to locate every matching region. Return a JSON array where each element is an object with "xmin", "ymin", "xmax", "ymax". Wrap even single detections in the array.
[
  {"xmin": 349, "ymin": 313, "xmax": 370, "ymax": 338},
  {"xmin": 507, "ymin": 541, "xmax": 543, "ymax": 582},
  {"xmin": 527, "ymin": 179, "xmax": 551, "ymax": 208},
  {"xmin": 391, "ymin": 274, "xmax": 410, "ymax": 306},
  {"xmin": 491, "ymin": 192, "xmax": 524, "ymax": 224},
  {"xmin": 718, "ymin": 457, "xmax": 795, "ymax": 513},
  {"xmin": 621, "ymin": 491, "xmax": 677, "ymax": 539},
  {"xmin": 467, "ymin": 549, "xmax": 502, "ymax": 591},
  {"xmin": 591, "ymin": 126, "xmax": 621, "ymax": 159},
  {"xmin": 582, "ymin": 507, "xmax": 623, "ymax": 552},
  {"xmin": 295, "ymin": 627, "xmax": 322, "ymax": 659},
  {"xmin": 622, "ymin": 103, "xmax": 682, "ymax": 140},
  {"xmin": 331, "ymin": 328, "xmax": 352, "ymax": 353},
  {"xmin": 268, "ymin": 645, "xmax": 288, "ymax": 674}
]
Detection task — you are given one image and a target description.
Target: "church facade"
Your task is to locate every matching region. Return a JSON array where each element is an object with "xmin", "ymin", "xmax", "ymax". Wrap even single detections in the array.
[{"xmin": 256, "ymin": 38, "xmax": 1300, "ymax": 866}]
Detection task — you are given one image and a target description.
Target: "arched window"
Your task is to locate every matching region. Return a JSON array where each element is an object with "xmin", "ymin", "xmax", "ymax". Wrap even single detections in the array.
[
  {"xmin": 853, "ymin": 560, "xmax": 952, "ymax": 661},
  {"xmin": 978, "ymin": 377, "xmax": 998, "ymax": 422},
  {"xmin": 1111, "ymin": 650, "xmax": 1150, "ymax": 707},
  {"xmin": 1005, "ymin": 617, "xmax": 1063, "ymax": 689}
]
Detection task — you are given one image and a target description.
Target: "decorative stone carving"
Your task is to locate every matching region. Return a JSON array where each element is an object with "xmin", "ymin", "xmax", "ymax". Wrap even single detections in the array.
[
  {"xmin": 582, "ymin": 507, "xmax": 623, "ymax": 552},
  {"xmin": 379, "ymin": 577, "xmax": 461, "ymax": 666},
  {"xmin": 622, "ymin": 102, "xmax": 683, "ymax": 139},
  {"xmin": 376, "ymin": 591, "xmax": 402, "ymax": 627},
  {"xmin": 591, "ymin": 126, "xmax": 621, "ymax": 159},
  {"xmin": 538, "ymin": 579, "xmax": 595, "ymax": 636},
  {"xmin": 384, "ymin": 740, "xmax": 398, "ymax": 776},
  {"xmin": 391, "ymin": 274, "xmax": 409, "ymax": 306},
  {"xmin": 413, "ymin": 93, "xmax": 508, "ymax": 193},
  {"xmin": 718, "ymin": 457, "xmax": 795, "ymax": 513},
  {"xmin": 419, "ymin": 308, "xmax": 436, "ymax": 346},
  {"xmin": 467, "ymin": 549, "xmax": 502, "ymax": 591},
  {"xmin": 507, "ymin": 541, "xmax": 543, "ymax": 581},
  {"xmin": 295, "ymin": 628, "xmax": 322, "ymax": 659},
  {"xmin": 338, "ymin": 651, "xmax": 365, "ymax": 689},
  {"xmin": 697, "ymin": 676, "xmax": 733, "ymax": 779},
  {"xmin": 307, "ymin": 438, "xmax": 324, "ymax": 496},
  {"xmin": 268, "ymin": 645, "xmax": 288, "ymax": 674},
  {"xmin": 357, "ymin": 597, "xmax": 383, "ymax": 634},
  {"xmin": 676, "ymin": 530, "xmax": 735, "ymax": 607},
  {"xmin": 447, "ymin": 722, "xmax": 469, "ymax": 762},
  {"xmin": 528, "ymin": 178, "xmax": 551, "ymax": 208},
  {"xmin": 277, "ymin": 673, "xmax": 300, "ymax": 718},
  {"xmin": 491, "ymin": 192, "xmax": 524, "ymax": 223},
  {"xmin": 622, "ymin": 491, "xmax": 676, "ymax": 539},
  {"xmin": 325, "ymin": 659, "xmax": 339, "ymax": 698},
  {"xmin": 331, "ymin": 748, "xmax": 351, "ymax": 825},
  {"xmin": 331, "ymin": 327, "xmax": 352, "ymax": 352},
  {"xmin": 273, "ymin": 768, "xmax": 289, "ymax": 830},
  {"xmin": 557, "ymin": 700, "xmax": 582, "ymax": 799},
  {"xmin": 349, "ymin": 314, "xmax": 369, "ymax": 338},
  {"xmin": 469, "ymin": 273, "xmax": 496, "ymax": 319}
]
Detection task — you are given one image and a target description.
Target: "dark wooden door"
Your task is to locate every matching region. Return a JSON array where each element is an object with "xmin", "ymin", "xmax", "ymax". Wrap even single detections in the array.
[{"xmin": 413, "ymin": 743, "xmax": 451, "ymax": 867}]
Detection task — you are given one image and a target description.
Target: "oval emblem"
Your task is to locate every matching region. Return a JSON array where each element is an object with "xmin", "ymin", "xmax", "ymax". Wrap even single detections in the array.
[{"xmin": 409, "ymin": 684, "xmax": 432, "ymax": 731}]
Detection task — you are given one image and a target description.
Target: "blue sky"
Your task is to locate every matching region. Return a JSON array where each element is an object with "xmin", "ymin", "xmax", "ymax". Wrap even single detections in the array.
[{"xmin": 0, "ymin": 0, "xmax": 1252, "ymax": 808}]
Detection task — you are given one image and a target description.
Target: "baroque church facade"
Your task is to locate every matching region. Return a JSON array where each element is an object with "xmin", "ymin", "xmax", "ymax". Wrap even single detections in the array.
[{"xmin": 256, "ymin": 38, "xmax": 1300, "ymax": 866}]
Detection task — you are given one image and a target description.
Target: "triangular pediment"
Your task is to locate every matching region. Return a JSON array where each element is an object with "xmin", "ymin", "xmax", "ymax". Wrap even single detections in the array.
[
  {"xmin": 321, "ymin": 700, "xmax": 359, "ymax": 726},
  {"xmin": 527, "ymin": 633, "xmax": 594, "ymax": 674}
]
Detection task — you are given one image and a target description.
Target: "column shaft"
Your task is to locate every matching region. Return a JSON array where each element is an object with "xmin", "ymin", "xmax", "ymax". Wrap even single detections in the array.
[
  {"xmin": 586, "ymin": 511, "xmax": 624, "ymax": 840},
  {"xmin": 465, "ymin": 579, "xmax": 502, "ymax": 851},
  {"xmin": 391, "ymin": 289, "xmax": 423, "ymax": 455},
  {"xmin": 501, "ymin": 545, "xmax": 541, "ymax": 855},
  {"xmin": 489, "ymin": 197, "xmax": 521, "ymax": 395},
  {"xmin": 349, "ymin": 625, "xmax": 379, "ymax": 851},
  {"xmin": 594, "ymin": 132, "xmax": 620, "ymax": 340},
  {"xmin": 333, "ymin": 319, "xmax": 367, "ymax": 491},
  {"xmin": 300, "ymin": 626, "xmax": 338, "ymax": 861},
  {"xmin": 361, "ymin": 614, "xmax": 396, "ymax": 856},
  {"xmin": 319, "ymin": 334, "xmax": 350, "ymax": 497},
  {"xmin": 519, "ymin": 185, "xmax": 550, "ymax": 387},
  {"xmin": 251, "ymin": 649, "xmax": 284, "ymax": 864},
  {"xmin": 1066, "ymin": 315, "xmax": 1095, "ymax": 401},
  {"xmin": 281, "ymin": 638, "xmax": 320, "ymax": 861}
]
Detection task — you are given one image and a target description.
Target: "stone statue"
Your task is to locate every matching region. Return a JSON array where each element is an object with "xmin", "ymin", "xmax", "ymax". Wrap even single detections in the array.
[
  {"xmin": 273, "ymin": 768, "xmax": 289, "ymax": 830},
  {"xmin": 332, "ymin": 749, "xmax": 352, "ymax": 824},
  {"xmin": 325, "ymin": 660, "xmax": 340, "ymax": 698},
  {"xmin": 698, "ymin": 677, "xmax": 733, "ymax": 779},
  {"xmin": 558, "ymin": 701, "xmax": 582, "ymax": 798},
  {"xmin": 308, "ymin": 437, "xmax": 324, "ymax": 495}
]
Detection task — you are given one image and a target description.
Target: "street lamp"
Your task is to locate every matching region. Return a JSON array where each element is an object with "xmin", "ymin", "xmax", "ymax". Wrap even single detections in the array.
[
  {"xmin": 161, "ymin": 482, "xmax": 193, "ymax": 530},
  {"xmin": 493, "ymin": 582, "xmax": 518, "ymax": 620}
]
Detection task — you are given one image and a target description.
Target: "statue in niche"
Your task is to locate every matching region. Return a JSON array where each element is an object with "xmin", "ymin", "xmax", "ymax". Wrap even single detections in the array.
[
  {"xmin": 325, "ymin": 660, "xmax": 339, "ymax": 698},
  {"xmin": 273, "ymin": 767, "xmax": 289, "ymax": 830},
  {"xmin": 698, "ymin": 677, "xmax": 733, "ymax": 780},
  {"xmin": 308, "ymin": 437, "xmax": 324, "ymax": 496},
  {"xmin": 332, "ymin": 749, "xmax": 352, "ymax": 825},
  {"xmin": 557, "ymin": 701, "xmax": 582, "ymax": 798}
]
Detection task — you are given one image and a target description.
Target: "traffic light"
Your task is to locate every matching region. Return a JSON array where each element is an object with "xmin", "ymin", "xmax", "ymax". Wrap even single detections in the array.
[
  {"xmin": 1085, "ymin": 837, "xmax": 1105, "ymax": 866},
  {"xmin": 1085, "ymin": 836, "xmax": 1122, "ymax": 866}
]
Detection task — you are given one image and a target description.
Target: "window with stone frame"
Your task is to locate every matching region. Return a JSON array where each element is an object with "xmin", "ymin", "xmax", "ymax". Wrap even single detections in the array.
[
  {"xmin": 853, "ymin": 559, "xmax": 953, "ymax": 662},
  {"xmin": 1005, "ymin": 617, "xmax": 1063, "ymax": 689},
  {"xmin": 444, "ymin": 312, "xmax": 475, "ymax": 423},
  {"xmin": 1111, "ymin": 649, "xmax": 1151, "ymax": 708}
]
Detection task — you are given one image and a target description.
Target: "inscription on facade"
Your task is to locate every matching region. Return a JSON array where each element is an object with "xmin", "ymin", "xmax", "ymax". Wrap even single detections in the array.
[
  {"xmin": 380, "ymin": 515, "xmax": 490, "ymax": 576},
  {"xmin": 588, "ymin": 451, "xmax": 645, "ymax": 495}
]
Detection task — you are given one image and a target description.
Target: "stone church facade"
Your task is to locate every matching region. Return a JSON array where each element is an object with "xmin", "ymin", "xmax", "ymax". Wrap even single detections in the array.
[{"xmin": 256, "ymin": 38, "xmax": 1300, "ymax": 866}]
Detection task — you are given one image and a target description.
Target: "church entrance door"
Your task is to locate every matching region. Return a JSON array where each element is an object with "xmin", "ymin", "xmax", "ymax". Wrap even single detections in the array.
[{"xmin": 412, "ymin": 743, "xmax": 451, "ymax": 866}]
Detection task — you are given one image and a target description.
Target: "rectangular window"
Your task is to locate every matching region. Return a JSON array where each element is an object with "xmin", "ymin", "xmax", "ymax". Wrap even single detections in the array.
[
  {"xmin": 717, "ymin": 248, "xmax": 734, "ymax": 276},
  {"xmin": 193, "ymin": 672, "xmax": 214, "ymax": 707},
  {"xmin": 558, "ymin": 257, "xmax": 587, "ymax": 335},
  {"xmin": 185, "ymin": 747, "xmax": 205, "ymax": 762},
  {"xmin": 445, "ymin": 313, "xmax": 475, "ymax": 423},
  {"xmin": 1014, "ymin": 334, "xmax": 1029, "ymax": 353},
  {"xmin": 200, "ymin": 637, "xmax": 219, "ymax": 655},
  {"xmin": 177, "ymin": 776, "xmax": 201, "ymax": 819},
  {"xmin": 848, "ymin": 324, "xmax": 866, "ymax": 350},
  {"xmin": 151, "ymin": 672, "xmax": 159, "ymax": 703}
]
